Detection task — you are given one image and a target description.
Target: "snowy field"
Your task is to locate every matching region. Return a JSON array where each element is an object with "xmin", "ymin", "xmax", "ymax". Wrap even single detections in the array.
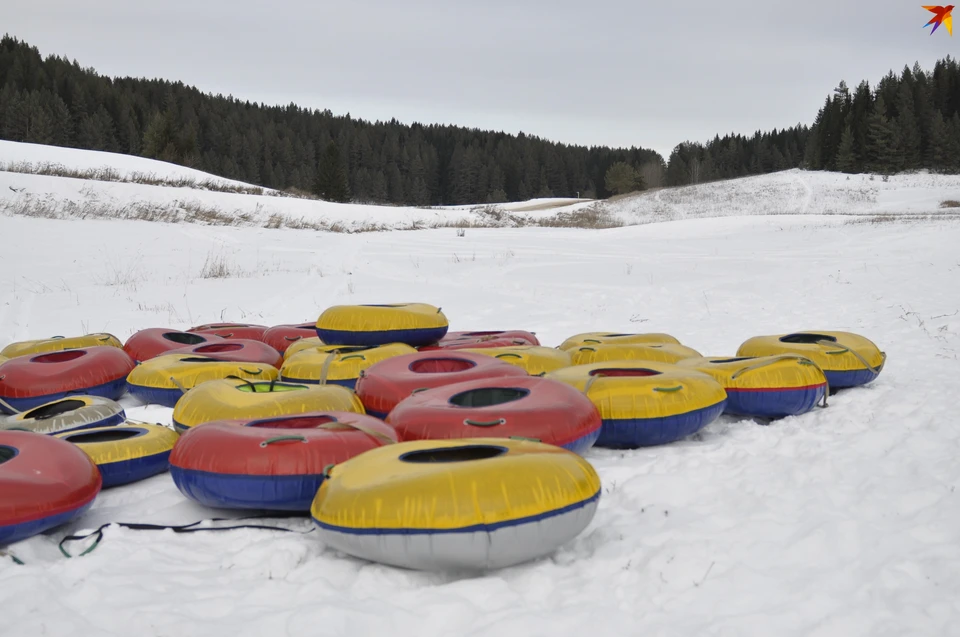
[
  {"xmin": 0, "ymin": 141, "xmax": 595, "ymax": 232},
  {"xmin": 2, "ymin": 143, "xmax": 960, "ymax": 636},
  {"xmin": 5, "ymin": 140, "xmax": 960, "ymax": 234}
]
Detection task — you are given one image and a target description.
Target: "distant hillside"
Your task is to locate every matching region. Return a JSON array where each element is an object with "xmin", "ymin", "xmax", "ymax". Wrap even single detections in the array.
[
  {"xmin": 606, "ymin": 168, "xmax": 960, "ymax": 225},
  {"xmin": 0, "ymin": 35, "xmax": 664, "ymax": 206}
]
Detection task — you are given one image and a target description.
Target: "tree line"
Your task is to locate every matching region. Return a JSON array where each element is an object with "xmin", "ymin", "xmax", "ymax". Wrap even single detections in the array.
[
  {"xmin": 0, "ymin": 35, "xmax": 663, "ymax": 205},
  {"xmin": 607, "ymin": 56, "xmax": 960, "ymax": 188},
  {"xmin": 803, "ymin": 59, "xmax": 960, "ymax": 174},
  {"xmin": 3, "ymin": 34, "xmax": 960, "ymax": 203}
]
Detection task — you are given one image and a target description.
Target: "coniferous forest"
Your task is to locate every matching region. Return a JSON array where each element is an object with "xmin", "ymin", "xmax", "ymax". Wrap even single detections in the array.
[{"xmin": 3, "ymin": 34, "xmax": 960, "ymax": 203}]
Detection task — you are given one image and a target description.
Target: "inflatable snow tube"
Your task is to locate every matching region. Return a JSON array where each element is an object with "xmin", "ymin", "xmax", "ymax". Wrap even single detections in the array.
[
  {"xmin": 170, "ymin": 413, "xmax": 397, "ymax": 511},
  {"xmin": 459, "ymin": 346, "xmax": 573, "ymax": 376},
  {"xmin": 558, "ymin": 332, "xmax": 681, "ymax": 351},
  {"xmin": 0, "ymin": 356, "xmax": 7, "ymax": 366},
  {"xmin": 0, "ymin": 396, "xmax": 126, "ymax": 435},
  {"xmin": 126, "ymin": 354, "xmax": 279, "ymax": 408},
  {"xmin": 546, "ymin": 361, "xmax": 726, "ymax": 448},
  {"xmin": 0, "ymin": 431, "xmax": 101, "ymax": 546},
  {"xmin": 123, "ymin": 328, "xmax": 224, "ymax": 363},
  {"xmin": 1, "ymin": 333, "xmax": 123, "ymax": 359},
  {"xmin": 677, "ymin": 356, "xmax": 827, "ymax": 419},
  {"xmin": 169, "ymin": 340, "xmax": 283, "ymax": 368},
  {"xmin": 188, "ymin": 323, "xmax": 269, "ymax": 341},
  {"xmin": 736, "ymin": 331, "xmax": 886, "ymax": 389},
  {"xmin": 55, "ymin": 424, "xmax": 178, "ymax": 488},
  {"xmin": 283, "ymin": 337, "xmax": 325, "ymax": 360},
  {"xmin": 316, "ymin": 303, "xmax": 449, "ymax": 347},
  {"xmin": 386, "ymin": 376, "xmax": 601, "ymax": 454},
  {"xmin": 279, "ymin": 343, "xmax": 417, "ymax": 389},
  {"xmin": 261, "ymin": 323, "xmax": 321, "ymax": 354},
  {"xmin": 171, "ymin": 378, "xmax": 365, "ymax": 433},
  {"xmin": 420, "ymin": 330, "xmax": 540, "ymax": 350},
  {"xmin": 354, "ymin": 351, "xmax": 529, "ymax": 419},
  {"xmin": 570, "ymin": 343, "xmax": 702, "ymax": 366},
  {"xmin": 0, "ymin": 347, "xmax": 136, "ymax": 414},
  {"xmin": 311, "ymin": 438, "xmax": 601, "ymax": 571}
]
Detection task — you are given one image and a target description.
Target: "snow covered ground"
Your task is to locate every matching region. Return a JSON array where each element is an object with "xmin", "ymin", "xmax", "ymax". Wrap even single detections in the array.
[
  {"xmin": 2, "ymin": 142, "xmax": 960, "ymax": 636},
  {"xmin": 6, "ymin": 140, "xmax": 960, "ymax": 234},
  {"xmin": 607, "ymin": 169, "xmax": 960, "ymax": 224},
  {"xmin": 1, "ymin": 207, "xmax": 959, "ymax": 636},
  {"xmin": 0, "ymin": 141, "xmax": 597, "ymax": 232}
]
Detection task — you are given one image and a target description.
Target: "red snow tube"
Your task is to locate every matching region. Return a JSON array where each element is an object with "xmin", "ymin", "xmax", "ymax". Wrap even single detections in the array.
[
  {"xmin": 419, "ymin": 330, "xmax": 540, "ymax": 350},
  {"xmin": 354, "ymin": 351, "xmax": 528, "ymax": 418},
  {"xmin": 0, "ymin": 431, "xmax": 102, "ymax": 545},
  {"xmin": 169, "ymin": 340, "xmax": 283, "ymax": 368},
  {"xmin": 188, "ymin": 323, "xmax": 269, "ymax": 341},
  {"xmin": 169, "ymin": 412, "xmax": 397, "ymax": 511},
  {"xmin": 386, "ymin": 376, "xmax": 601, "ymax": 454},
  {"xmin": 123, "ymin": 328, "xmax": 226, "ymax": 363},
  {"xmin": 261, "ymin": 323, "xmax": 321, "ymax": 354},
  {"xmin": 0, "ymin": 347, "xmax": 136, "ymax": 414}
]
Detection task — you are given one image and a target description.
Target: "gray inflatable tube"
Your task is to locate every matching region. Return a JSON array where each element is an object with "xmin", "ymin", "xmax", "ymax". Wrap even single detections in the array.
[
  {"xmin": 311, "ymin": 438, "xmax": 601, "ymax": 571},
  {"xmin": 0, "ymin": 395, "xmax": 126, "ymax": 435}
]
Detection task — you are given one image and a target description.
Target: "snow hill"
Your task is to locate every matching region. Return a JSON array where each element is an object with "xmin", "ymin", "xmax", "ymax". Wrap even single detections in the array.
[
  {"xmin": 0, "ymin": 141, "xmax": 596, "ymax": 232},
  {"xmin": 1, "ymin": 141, "xmax": 960, "ymax": 636},
  {"xmin": 3, "ymin": 140, "xmax": 960, "ymax": 232}
]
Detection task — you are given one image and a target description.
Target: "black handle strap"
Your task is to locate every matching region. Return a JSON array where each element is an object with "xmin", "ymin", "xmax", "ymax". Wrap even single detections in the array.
[{"xmin": 58, "ymin": 515, "xmax": 313, "ymax": 558}]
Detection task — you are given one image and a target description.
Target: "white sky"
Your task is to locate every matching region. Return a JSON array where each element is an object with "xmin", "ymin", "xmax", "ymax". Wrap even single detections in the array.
[{"xmin": 4, "ymin": 0, "xmax": 957, "ymax": 158}]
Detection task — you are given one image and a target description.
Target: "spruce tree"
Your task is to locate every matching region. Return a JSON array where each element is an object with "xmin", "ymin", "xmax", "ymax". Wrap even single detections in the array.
[
  {"xmin": 315, "ymin": 141, "xmax": 351, "ymax": 202},
  {"xmin": 896, "ymin": 83, "xmax": 921, "ymax": 169},
  {"xmin": 850, "ymin": 81, "xmax": 872, "ymax": 171},
  {"xmin": 925, "ymin": 110, "xmax": 948, "ymax": 171},
  {"xmin": 604, "ymin": 162, "xmax": 641, "ymax": 194},
  {"xmin": 865, "ymin": 94, "xmax": 896, "ymax": 173},
  {"xmin": 835, "ymin": 125, "xmax": 856, "ymax": 173}
]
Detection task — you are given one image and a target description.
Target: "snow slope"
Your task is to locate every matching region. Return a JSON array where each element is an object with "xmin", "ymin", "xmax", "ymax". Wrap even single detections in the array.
[
  {"xmin": 608, "ymin": 169, "xmax": 960, "ymax": 224},
  {"xmin": 7, "ymin": 141, "xmax": 960, "ymax": 234},
  {"xmin": 0, "ymin": 141, "xmax": 597, "ymax": 232},
  {"xmin": 0, "ymin": 140, "xmax": 261, "ymax": 190},
  {"xmin": 1, "ymin": 209, "xmax": 960, "ymax": 636}
]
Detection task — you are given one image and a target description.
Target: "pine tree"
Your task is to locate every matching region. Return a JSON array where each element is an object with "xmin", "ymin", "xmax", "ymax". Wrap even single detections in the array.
[
  {"xmin": 835, "ymin": 125, "xmax": 857, "ymax": 173},
  {"xmin": 865, "ymin": 94, "xmax": 897, "ymax": 173},
  {"xmin": 485, "ymin": 189, "xmax": 508, "ymax": 203},
  {"xmin": 926, "ymin": 110, "xmax": 948, "ymax": 171},
  {"xmin": 315, "ymin": 141, "xmax": 351, "ymax": 202},
  {"xmin": 896, "ymin": 83, "xmax": 921, "ymax": 169},
  {"xmin": 948, "ymin": 113, "xmax": 960, "ymax": 171},
  {"xmin": 604, "ymin": 162, "xmax": 641, "ymax": 194},
  {"xmin": 850, "ymin": 81, "xmax": 872, "ymax": 171}
]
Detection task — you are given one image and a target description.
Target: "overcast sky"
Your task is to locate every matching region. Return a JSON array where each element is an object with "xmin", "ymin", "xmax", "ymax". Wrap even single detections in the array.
[{"xmin": 4, "ymin": 0, "xmax": 956, "ymax": 158}]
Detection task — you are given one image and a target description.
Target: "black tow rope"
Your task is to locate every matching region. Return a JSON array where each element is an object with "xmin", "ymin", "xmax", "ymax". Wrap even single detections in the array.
[{"xmin": 56, "ymin": 515, "xmax": 314, "ymax": 559}]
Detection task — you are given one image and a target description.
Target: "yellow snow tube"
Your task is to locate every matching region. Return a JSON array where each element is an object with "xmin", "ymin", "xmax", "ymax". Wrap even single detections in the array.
[
  {"xmin": 316, "ymin": 303, "xmax": 448, "ymax": 347},
  {"xmin": 1, "ymin": 333, "xmax": 123, "ymax": 358},
  {"xmin": 676, "ymin": 355, "xmax": 828, "ymax": 418},
  {"xmin": 279, "ymin": 343, "xmax": 417, "ymax": 388},
  {"xmin": 0, "ymin": 355, "xmax": 7, "ymax": 366},
  {"xmin": 126, "ymin": 354, "xmax": 279, "ymax": 407},
  {"xmin": 546, "ymin": 361, "xmax": 726, "ymax": 447},
  {"xmin": 171, "ymin": 378, "xmax": 365, "ymax": 432},
  {"xmin": 569, "ymin": 343, "xmax": 702, "ymax": 366},
  {"xmin": 311, "ymin": 437, "xmax": 601, "ymax": 570},
  {"xmin": 55, "ymin": 423, "xmax": 178, "ymax": 487},
  {"xmin": 283, "ymin": 337, "xmax": 325, "ymax": 360},
  {"xmin": 558, "ymin": 332, "xmax": 681, "ymax": 351},
  {"xmin": 736, "ymin": 331, "xmax": 885, "ymax": 389},
  {"xmin": 458, "ymin": 345, "xmax": 573, "ymax": 375}
]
